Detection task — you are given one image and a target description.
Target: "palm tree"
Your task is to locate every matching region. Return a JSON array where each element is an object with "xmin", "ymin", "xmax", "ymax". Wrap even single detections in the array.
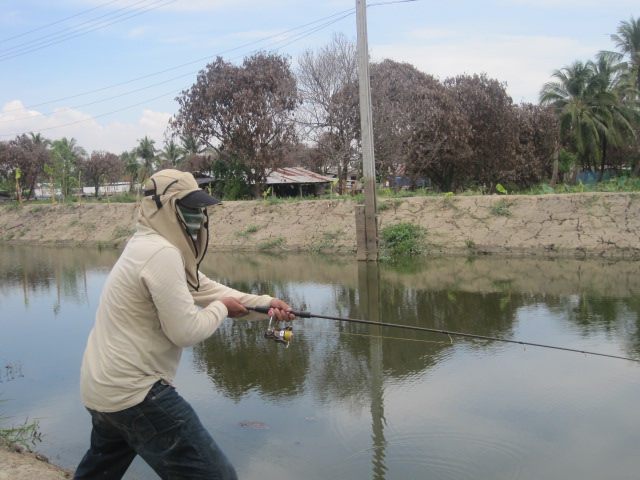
[
  {"xmin": 30, "ymin": 132, "xmax": 55, "ymax": 202},
  {"xmin": 121, "ymin": 149, "xmax": 140, "ymax": 193},
  {"xmin": 50, "ymin": 137, "xmax": 86, "ymax": 200},
  {"xmin": 590, "ymin": 51, "xmax": 638, "ymax": 180},
  {"xmin": 180, "ymin": 134, "xmax": 205, "ymax": 156},
  {"xmin": 611, "ymin": 16, "xmax": 640, "ymax": 94},
  {"xmin": 135, "ymin": 136, "xmax": 158, "ymax": 185},
  {"xmin": 540, "ymin": 56, "xmax": 638, "ymax": 182},
  {"xmin": 158, "ymin": 139, "xmax": 184, "ymax": 169},
  {"xmin": 29, "ymin": 132, "xmax": 51, "ymax": 148},
  {"xmin": 610, "ymin": 16, "xmax": 640, "ymax": 176}
]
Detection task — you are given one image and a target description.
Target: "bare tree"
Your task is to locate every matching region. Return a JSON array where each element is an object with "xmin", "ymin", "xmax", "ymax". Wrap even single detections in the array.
[{"xmin": 297, "ymin": 33, "xmax": 359, "ymax": 192}]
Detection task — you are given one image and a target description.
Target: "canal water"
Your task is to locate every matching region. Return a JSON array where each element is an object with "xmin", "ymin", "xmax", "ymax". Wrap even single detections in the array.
[{"xmin": 1, "ymin": 245, "xmax": 639, "ymax": 480}]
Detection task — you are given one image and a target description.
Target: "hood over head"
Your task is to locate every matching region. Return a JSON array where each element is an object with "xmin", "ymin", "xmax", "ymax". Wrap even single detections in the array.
[{"xmin": 138, "ymin": 169, "xmax": 221, "ymax": 290}]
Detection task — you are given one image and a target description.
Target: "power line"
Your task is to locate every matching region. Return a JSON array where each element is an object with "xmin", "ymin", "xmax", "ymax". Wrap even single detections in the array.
[
  {"xmin": 0, "ymin": 0, "xmax": 122, "ymax": 44},
  {"xmin": 0, "ymin": 0, "xmax": 159, "ymax": 54},
  {"xmin": 3, "ymin": 8, "xmax": 355, "ymax": 115},
  {"xmin": 1, "ymin": 0, "xmax": 415, "ymax": 139},
  {"xmin": 0, "ymin": 0, "xmax": 177, "ymax": 62},
  {"xmin": 0, "ymin": 10, "xmax": 354, "ymax": 138}
]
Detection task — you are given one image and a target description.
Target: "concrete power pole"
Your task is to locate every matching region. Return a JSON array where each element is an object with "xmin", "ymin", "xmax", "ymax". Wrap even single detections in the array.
[{"xmin": 355, "ymin": 0, "xmax": 379, "ymax": 261}]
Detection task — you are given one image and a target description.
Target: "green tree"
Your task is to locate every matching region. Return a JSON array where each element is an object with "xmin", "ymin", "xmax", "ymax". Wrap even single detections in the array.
[
  {"xmin": 135, "ymin": 136, "xmax": 157, "ymax": 185},
  {"xmin": 50, "ymin": 137, "xmax": 86, "ymax": 201},
  {"xmin": 609, "ymin": 16, "xmax": 640, "ymax": 176},
  {"xmin": 30, "ymin": 133, "xmax": 54, "ymax": 202},
  {"xmin": 540, "ymin": 56, "xmax": 637, "ymax": 182},
  {"xmin": 120, "ymin": 149, "xmax": 140, "ymax": 193},
  {"xmin": 611, "ymin": 16, "xmax": 640, "ymax": 93},
  {"xmin": 157, "ymin": 139, "xmax": 184, "ymax": 169},
  {"xmin": 180, "ymin": 134, "xmax": 206, "ymax": 156}
]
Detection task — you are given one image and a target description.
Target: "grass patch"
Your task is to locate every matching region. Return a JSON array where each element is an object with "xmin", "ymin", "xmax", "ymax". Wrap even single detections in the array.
[
  {"xmin": 380, "ymin": 222, "xmax": 427, "ymax": 259},
  {"xmin": 112, "ymin": 226, "xmax": 134, "ymax": 239},
  {"xmin": 258, "ymin": 237, "xmax": 285, "ymax": 251},
  {"xmin": 0, "ymin": 413, "xmax": 42, "ymax": 451},
  {"xmin": 235, "ymin": 225, "xmax": 260, "ymax": 238},
  {"xmin": 378, "ymin": 199, "xmax": 404, "ymax": 212},
  {"xmin": 309, "ymin": 229, "xmax": 342, "ymax": 254},
  {"xmin": 490, "ymin": 199, "xmax": 514, "ymax": 217}
]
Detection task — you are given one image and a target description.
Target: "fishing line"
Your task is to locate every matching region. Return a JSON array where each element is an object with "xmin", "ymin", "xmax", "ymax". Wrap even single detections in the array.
[
  {"xmin": 336, "ymin": 330, "xmax": 450, "ymax": 345},
  {"xmin": 246, "ymin": 306, "xmax": 640, "ymax": 363}
]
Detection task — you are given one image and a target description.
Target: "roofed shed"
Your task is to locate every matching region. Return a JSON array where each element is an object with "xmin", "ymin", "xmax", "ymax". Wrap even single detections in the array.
[{"xmin": 266, "ymin": 167, "xmax": 333, "ymax": 197}]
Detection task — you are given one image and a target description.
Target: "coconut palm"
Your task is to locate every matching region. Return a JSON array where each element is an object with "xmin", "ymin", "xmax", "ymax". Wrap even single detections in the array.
[
  {"xmin": 135, "ymin": 136, "xmax": 158, "ymax": 185},
  {"xmin": 157, "ymin": 139, "xmax": 184, "ymax": 169},
  {"xmin": 611, "ymin": 16, "xmax": 640, "ymax": 93},
  {"xmin": 50, "ymin": 137, "xmax": 87, "ymax": 200},
  {"xmin": 180, "ymin": 134, "xmax": 205, "ymax": 156},
  {"xmin": 540, "ymin": 56, "xmax": 638, "ymax": 182}
]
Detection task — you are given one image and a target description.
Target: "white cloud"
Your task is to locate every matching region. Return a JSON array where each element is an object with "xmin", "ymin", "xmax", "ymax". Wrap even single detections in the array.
[{"xmin": 0, "ymin": 101, "xmax": 171, "ymax": 154}]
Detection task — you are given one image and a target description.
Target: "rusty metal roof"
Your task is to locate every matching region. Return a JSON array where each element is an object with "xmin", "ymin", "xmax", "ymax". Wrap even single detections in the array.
[{"xmin": 266, "ymin": 167, "xmax": 333, "ymax": 184}]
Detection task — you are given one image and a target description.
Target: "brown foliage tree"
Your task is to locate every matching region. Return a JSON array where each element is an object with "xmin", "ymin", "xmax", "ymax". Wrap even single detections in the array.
[
  {"xmin": 511, "ymin": 104, "xmax": 558, "ymax": 188},
  {"xmin": 80, "ymin": 151, "xmax": 124, "ymax": 197},
  {"xmin": 171, "ymin": 52, "xmax": 299, "ymax": 197},
  {"xmin": 0, "ymin": 134, "xmax": 50, "ymax": 200},
  {"xmin": 369, "ymin": 60, "xmax": 472, "ymax": 191},
  {"xmin": 444, "ymin": 73, "xmax": 520, "ymax": 190}
]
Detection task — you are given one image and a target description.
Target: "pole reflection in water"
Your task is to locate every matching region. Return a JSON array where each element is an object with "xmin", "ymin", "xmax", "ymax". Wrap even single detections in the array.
[
  {"xmin": 358, "ymin": 261, "xmax": 387, "ymax": 479},
  {"xmin": 1, "ymin": 245, "xmax": 639, "ymax": 479}
]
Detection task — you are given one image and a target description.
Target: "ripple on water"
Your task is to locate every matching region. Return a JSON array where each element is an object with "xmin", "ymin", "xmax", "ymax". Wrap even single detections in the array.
[{"xmin": 333, "ymin": 427, "xmax": 534, "ymax": 480}]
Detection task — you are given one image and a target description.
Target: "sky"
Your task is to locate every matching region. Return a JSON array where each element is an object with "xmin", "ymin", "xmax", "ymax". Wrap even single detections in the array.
[{"xmin": 0, "ymin": 0, "xmax": 637, "ymax": 155}]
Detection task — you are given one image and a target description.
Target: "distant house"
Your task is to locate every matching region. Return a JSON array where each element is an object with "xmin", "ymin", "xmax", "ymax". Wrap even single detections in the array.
[
  {"xmin": 387, "ymin": 164, "xmax": 430, "ymax": 190},
  {"xmin": 191, "ymin": 167, "xmax": 333, "ymax": 198},
  {"xmin": 265, "ymin": 167, "xmax": 334, "ymax": 197}
]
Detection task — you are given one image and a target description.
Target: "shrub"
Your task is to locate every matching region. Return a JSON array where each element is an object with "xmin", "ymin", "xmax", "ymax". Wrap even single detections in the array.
[{"xmin": 380, "ymin": 222, "xmax": 426, "ymax": 257}]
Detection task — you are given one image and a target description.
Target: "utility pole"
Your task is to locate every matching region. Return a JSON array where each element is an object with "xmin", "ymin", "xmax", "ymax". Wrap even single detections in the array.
[{"xmin": 355, "ymin": 0, "xmax": 379, "ymax": 261}]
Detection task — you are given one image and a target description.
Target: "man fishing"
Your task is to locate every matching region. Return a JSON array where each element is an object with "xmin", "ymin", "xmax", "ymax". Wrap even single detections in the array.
[{"xmin": 74, "ymin": 169, "xmax": 294, "ymax": 479}]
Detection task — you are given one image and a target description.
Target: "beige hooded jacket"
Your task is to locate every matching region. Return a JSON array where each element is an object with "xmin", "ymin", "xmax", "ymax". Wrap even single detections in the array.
[{"xmin": 79, "ymin": 170, "xmax": 273, "ymax": 412}]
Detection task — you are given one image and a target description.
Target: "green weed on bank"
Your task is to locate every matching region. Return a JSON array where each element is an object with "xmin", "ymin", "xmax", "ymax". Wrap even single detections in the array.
[{"xmin": 379, "ymin": 222, "xmax": 427, "ymax": 260}]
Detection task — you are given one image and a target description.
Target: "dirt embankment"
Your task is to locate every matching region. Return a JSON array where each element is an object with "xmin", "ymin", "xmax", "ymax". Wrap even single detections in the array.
[
  {"xmin": 0, "ymin": 441, "xmax": 74, "ymax": 479},
  {"xmin": 1, "ymin": 192, "xmax": 639, "ymax": 258}
]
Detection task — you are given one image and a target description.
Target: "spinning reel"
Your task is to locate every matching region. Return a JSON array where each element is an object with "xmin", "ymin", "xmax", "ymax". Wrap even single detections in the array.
[{"xmin": 264, "ymin": 315, "xmax": 292, "ymax": 348}]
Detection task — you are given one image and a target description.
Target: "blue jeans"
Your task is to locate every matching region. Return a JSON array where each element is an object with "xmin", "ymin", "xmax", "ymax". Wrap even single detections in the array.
[{"xmin": 73, "ymin": 380, "xmax": 237, "ymax": 480}]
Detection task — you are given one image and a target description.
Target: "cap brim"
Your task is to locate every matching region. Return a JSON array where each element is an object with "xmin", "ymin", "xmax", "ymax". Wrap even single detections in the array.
[{"xmin": 179, "ymin": 190, "xmax": 221, "ymax": 208}]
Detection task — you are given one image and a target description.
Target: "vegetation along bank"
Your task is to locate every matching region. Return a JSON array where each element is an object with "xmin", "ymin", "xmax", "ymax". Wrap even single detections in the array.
[{"xmin": 1, "ymin": 192, "xmax": 639, "ymax": 259}]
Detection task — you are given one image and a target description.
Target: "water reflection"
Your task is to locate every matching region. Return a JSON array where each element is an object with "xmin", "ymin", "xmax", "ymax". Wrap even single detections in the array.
[{"xmin": 1, "ymin": 245, "xmax": 639, "ymax": 479}]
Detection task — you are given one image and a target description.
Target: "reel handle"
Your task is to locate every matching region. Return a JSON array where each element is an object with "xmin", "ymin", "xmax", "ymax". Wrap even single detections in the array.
[{"xmin": 246, "ymin": 305, "xmax": 311, "ymax": 318}]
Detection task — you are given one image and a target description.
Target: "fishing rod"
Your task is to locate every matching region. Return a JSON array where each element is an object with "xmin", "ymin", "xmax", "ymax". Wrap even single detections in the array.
[{"xmin": 246, "ymin": 306, "xmax": 640, "ymax": 363}]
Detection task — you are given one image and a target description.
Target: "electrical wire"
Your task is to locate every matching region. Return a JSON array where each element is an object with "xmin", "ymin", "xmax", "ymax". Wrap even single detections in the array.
[
  {"xmin": 0, "ymin": 0, "xmax": 122, "ymax": 44},
  {"xmin": 0, "ymin": 11, "xmax": 353, "ymax": 137},
  {"xmin": 2, "ymin": 8, "xmax": 355, "ymax": 115},
  {"xmin": 0, "ymin": 0, "xmax": 177, "ymax": 62},
  {"xmin": 0, "ymin": 1, "xmax": 414, "ymax": 137}
]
